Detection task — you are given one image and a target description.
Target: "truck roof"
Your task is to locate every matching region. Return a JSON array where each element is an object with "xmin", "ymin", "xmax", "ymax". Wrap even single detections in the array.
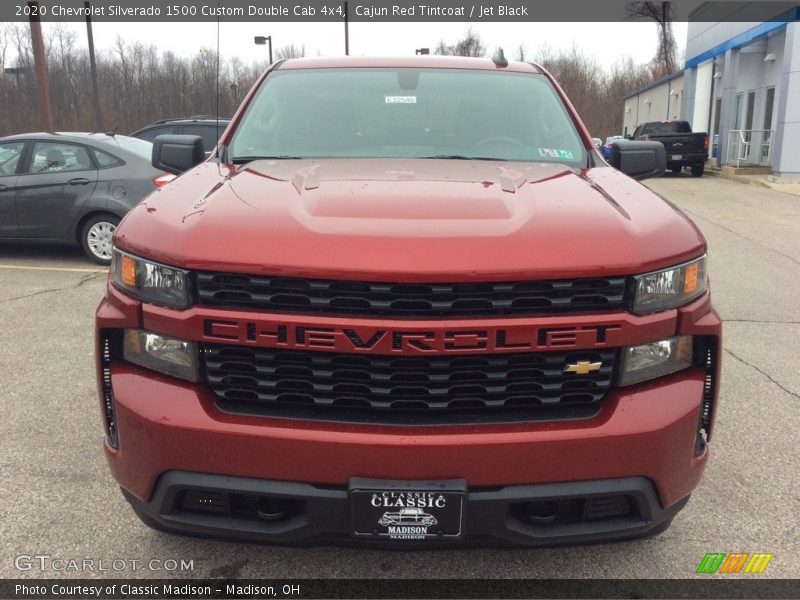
[{"xmin": 276, "ymin": 55, "xmax": 543, "ymax": 74}]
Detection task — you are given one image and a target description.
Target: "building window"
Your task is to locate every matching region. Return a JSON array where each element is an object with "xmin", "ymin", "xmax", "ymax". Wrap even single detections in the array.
[
  {"xmin": 763, "ymin": 87, "xmax": 775, "ymax": 130},
  {"xmin": 744, "ymin": 90, "xmax": 756, "ymax": 131},
  {"xmin": 733, "ymin": 93, "xmax": 744, "ymax": 130}
]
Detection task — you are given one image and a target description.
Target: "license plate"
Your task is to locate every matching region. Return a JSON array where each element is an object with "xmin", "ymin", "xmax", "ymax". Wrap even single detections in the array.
[
  {"xmin": 671, "ymin": 154, "xmax": 683, "ymax": 160},
  {"xmin": 350, "ymin": 479, "xmax": 466, "ymax": 540}
]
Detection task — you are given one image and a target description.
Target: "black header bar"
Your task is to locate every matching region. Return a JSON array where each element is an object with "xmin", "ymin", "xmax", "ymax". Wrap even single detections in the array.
[
  {"xmin": 3, "ymin": 578, "xmax": 800, "ymax": 599},
  {"xmin": 2, "ymin": 0, "xmax": 800, "ymax": 22}
]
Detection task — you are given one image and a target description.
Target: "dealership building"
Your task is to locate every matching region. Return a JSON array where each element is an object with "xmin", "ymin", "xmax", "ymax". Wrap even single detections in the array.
[{"xmin": 623, "ymin": 6, "xmax": 800, "ymax": 180}]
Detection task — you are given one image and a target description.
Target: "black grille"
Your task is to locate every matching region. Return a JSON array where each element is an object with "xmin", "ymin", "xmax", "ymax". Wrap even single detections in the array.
[
  {"xmin": 196, "ymin": 272, "xmax": 626, "ymax": 317},
  {"xmin": 695, "ymin": 336, "xmax": 718, "ymax": 454},
  {"xmin": 203, "ymin": 345, "xmax": 617, "ymax": 423},
  {"xmin": 100, "ymin": 331, "xmax": 121, "ymax": 448}
]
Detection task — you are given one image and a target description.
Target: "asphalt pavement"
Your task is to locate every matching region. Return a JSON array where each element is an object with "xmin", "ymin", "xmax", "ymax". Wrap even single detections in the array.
[{"xmin": 1, "ymin": 173, "xmax": 798, "ymax": 580}]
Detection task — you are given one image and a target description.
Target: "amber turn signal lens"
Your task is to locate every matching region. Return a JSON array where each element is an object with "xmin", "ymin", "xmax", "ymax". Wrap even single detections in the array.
[
  {"xmin": 121, "ymin": 254, "xmax": 137, "ymax": 287},
  {"xmin": 684, "ymin": 262, "xmax": 699, "ymax": 294},
  {"xmin": 676, "ymin": 334, "xmax": 693, "ymax": 362},
  {"xmin": 124, "ymin": 329, "xmax": 142, "ymax": 354}
]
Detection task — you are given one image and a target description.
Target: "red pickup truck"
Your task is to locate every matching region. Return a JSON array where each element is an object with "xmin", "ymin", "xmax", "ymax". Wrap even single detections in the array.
[{"xmin": 95, "ymin": 55, "xmax": 721, "ymax": 546}]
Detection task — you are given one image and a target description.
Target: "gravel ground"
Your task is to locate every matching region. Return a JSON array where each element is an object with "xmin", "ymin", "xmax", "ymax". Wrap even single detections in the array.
[{"xmin": 1, "ymin": 172, "xmax": 798, "ymax": 581}]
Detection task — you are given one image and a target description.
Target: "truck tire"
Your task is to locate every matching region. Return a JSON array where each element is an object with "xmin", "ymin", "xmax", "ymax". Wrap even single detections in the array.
[
  {"xmin": 691, "ymin": 164, "xmax": 704, "ymax": 178},
  {"xmin": 80, "ymin": 213, "xmax": 120, "ymax": 265}
]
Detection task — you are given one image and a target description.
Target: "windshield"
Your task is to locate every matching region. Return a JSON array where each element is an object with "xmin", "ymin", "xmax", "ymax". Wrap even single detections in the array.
[
  {"xmin": 229, "ymin": 68, "xmax": 586, "ymax": 165},
  {"xmin": 640, "ymin": 122, "xmax": 691, "ymax": 135},
  {"xmin": 108, "ymin": 136, "xmax": 153, "ymax": 160}
]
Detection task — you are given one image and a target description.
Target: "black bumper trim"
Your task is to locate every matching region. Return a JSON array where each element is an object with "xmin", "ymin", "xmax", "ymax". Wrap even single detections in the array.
[{"xmin": 122, "ymin": 472, "xmax": 689, "ymax": 547}]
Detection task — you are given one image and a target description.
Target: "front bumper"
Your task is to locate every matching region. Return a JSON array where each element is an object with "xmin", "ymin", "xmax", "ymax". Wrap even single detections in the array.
[
  {"xmin": 96, "ymin": 286, "xmax": 721, "ymax": 546},
  {"xmin": 104, "ymin": 360, "xmax": 708, "ymax": 528},
  {"xmin": 123, "ymin": 471, "xmax": 688, "ymax": 547}
]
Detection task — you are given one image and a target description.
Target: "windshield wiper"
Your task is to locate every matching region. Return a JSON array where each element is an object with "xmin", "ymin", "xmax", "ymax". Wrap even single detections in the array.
[
  {"xmin": 231, "ymin": 155, "xmax": 303, "ymax": 164},
  {"xmin": 421, "ymin": 155, "xmax": 509, "ymax": 161}
]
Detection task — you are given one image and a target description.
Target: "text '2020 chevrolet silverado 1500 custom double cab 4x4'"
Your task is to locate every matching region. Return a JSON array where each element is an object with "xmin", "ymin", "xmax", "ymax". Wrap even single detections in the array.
[{"xmin": 96, "ymin": 55, "xmax": 721, "ymax": 546}]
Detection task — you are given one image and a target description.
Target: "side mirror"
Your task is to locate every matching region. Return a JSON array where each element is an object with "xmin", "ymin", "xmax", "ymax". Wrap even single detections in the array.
[
  {"xmin": 152, "ymin": 134, "xmax": 204, "ymax": 175},
  {"xmin": 608, "ymin": 140, "xmax": 665, "ymax": 180}
]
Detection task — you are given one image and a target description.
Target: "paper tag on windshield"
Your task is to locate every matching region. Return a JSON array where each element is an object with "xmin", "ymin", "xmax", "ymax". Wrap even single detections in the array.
[{"xmin": 385, "ymin": 96, "xmax": 417, "ymax": 104}]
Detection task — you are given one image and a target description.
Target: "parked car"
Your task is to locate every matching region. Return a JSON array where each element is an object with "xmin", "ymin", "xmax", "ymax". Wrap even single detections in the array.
[
  {"xmin": 0, "ymin": 132, "xmax": 170, "ymax": 264},
  {"xmin": 630, "ymin": 121, "xmax": 709, "ymax": 177},
  {"xmin": 131, "ymin": 116, "xmax": 230, "ymax": 154},
  {"xmin": 601, "ymin": 135, "xmax": 625, "ymax": 160}
]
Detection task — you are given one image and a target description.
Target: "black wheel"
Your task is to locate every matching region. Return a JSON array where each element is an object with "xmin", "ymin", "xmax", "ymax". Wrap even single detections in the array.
[
  {"xmin": 80, "ymin": 213, "xmax": 120, "ymax": 265},
  {"xmin": 671, "ymin": 165, "xmax": 682, "ymax": 174},
  {"xmin": 691, "ymin": 163, "xmax": 704, "ymax": 178}
]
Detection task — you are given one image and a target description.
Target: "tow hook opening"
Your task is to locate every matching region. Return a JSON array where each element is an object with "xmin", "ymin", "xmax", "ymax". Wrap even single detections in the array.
[
  {"xmin": 515, "ymin": 494, "xmax": 636, "ymax": 527},
  {"xmin": 177, "ymin": 488, "xmax": 304, "ymax": 524},
  {"xmin": 256, "ymin": 496, "xmax": 296, "ymax": 522},
  {"xmin": 525, "ymin": 500, "xmax": 558, "ymax": 524}
]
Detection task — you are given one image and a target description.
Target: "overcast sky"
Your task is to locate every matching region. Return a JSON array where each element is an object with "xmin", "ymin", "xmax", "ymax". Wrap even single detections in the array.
[{"xmin": 39, "ymin": 20, "xmax": 689, "ymax": 71}]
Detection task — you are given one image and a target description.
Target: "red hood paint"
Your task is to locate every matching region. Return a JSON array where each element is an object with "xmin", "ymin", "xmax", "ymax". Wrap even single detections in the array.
[{"xmin": 114, "ymin": 158, "xmax": 705, "ymax": 281}]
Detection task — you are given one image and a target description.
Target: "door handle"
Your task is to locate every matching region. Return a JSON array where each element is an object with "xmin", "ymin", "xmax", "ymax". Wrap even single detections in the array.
[{"xmin": 68, "ymin": 177, "xmax": 91, "ymax": 186}]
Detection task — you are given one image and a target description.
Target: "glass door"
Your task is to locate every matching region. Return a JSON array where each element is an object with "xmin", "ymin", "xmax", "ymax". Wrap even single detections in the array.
[
  {"xmin": 733, "ymin": 93, "xmax": 744, "ymax": 129},
  {"xmin": 761, "ymin": 87, "xmax": 775, "ymax": 164}
]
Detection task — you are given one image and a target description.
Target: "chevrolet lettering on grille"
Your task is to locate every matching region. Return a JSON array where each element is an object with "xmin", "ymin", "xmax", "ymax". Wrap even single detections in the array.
[{"xmin": 202, "ymin": 319, "xmax": 622, "ymax": 354}]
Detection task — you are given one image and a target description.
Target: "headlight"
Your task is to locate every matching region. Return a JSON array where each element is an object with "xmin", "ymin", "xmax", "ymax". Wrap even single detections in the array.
[
  {"xmin": 112, "ymin": 248, "xmax": 191, "ymax": 309},
  {"xmin": 123, "ymin": 330, "xmax": 200, "ymax": 381},
  {"xmin": 632, "ymin": 256, "xmax": 707, "ymax": 314},
  {"xmin": 619, "ymin": 335, "xmax": 693, "ymax": 386}
]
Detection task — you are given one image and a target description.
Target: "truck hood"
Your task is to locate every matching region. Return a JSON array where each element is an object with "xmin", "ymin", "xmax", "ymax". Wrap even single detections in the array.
[{"xmin": 116, "ymin": 158, "xmax": 705, "ymax": 280}]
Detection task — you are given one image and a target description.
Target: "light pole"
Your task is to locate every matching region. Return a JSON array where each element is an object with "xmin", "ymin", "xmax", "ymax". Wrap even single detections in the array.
[
  {"xmin": 254, "ymin": 35, "xmax": 273, "ymax": 64},
  {"xmin": 4, "ymin": 67, "xmax": 26, "ymax": 125}
]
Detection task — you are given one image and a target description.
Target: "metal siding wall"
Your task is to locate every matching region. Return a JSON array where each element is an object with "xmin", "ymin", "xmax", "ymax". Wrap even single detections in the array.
[
  {"xmin": 692, "ymin": 63, "xmax": 713, "ymax": 132},
  {"xmin": 687, "ymin": 21, "xmax": 765, "ymax": 63},
  {"xmin": 773, "ymin": 22, "xmax": 800, "ymax": 177}
]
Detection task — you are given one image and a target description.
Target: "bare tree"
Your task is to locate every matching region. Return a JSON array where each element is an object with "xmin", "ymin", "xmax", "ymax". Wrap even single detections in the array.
[
  {"xmin": 526, "ymin": 43, "xmax": 655, "ymax": 138},
  {"xmin": 435, "ymin": 27, "xmax": 486, "ymax": 57},
  {"xmin": 532, "ymin": 42, "xmax": 554, "ymax": 66},
  {"xmin": 627, "ymin": 1, "xmax": 677, "ymax": 78},
  {"xmin": 0, "ymin": 27, "xmax": 661, "ymax": 141},
  {"xmin": 274, "ymin": 43, "xmax": 306, "ymax": 60},
  {"xmin": 514, "ymin": 42, "xmax": 527, "ymax": 63}
]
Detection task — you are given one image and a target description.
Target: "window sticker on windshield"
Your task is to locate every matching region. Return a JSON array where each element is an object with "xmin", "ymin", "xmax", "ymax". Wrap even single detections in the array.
[
  {"xmin": 385, "ymin": 96, "xmax": 417, "ymax": 104},
  {"xmin": 538, "ymin": 148, "xmax": 574, "ymax": 160}
]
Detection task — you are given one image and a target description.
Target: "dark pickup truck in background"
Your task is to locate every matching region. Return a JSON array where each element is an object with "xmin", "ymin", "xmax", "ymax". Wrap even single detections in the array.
[{"xmin": 631, "ymin": 121, "xmax": 709, "ymax": 177}]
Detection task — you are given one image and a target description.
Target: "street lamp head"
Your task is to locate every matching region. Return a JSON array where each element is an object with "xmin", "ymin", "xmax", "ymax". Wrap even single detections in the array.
[{"xmin": 254, "ymin": 36, "xmax": 271, "ymax": 45}]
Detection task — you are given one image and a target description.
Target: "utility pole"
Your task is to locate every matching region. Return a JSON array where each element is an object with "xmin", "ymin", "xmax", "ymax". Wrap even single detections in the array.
[
  {"xmin": 28, "ymin": 1, "xmax": 54, "ymax": 131},
  {"xmin": 344, "ymin": 1, "xmax": 349, "ymax": 55},
  {"xmin": 85, "ymin": 1, "xmax": 103, "ymax": 130}
]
